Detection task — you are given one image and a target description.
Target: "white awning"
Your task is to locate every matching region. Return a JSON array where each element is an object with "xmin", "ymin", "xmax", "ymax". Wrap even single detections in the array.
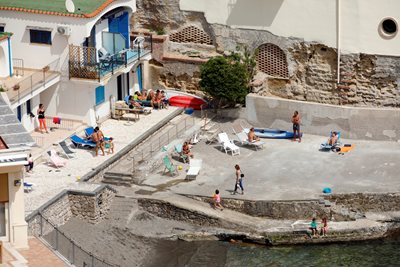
[{"xmin": 0, "ymin": 153, "xmax": 28, "ymax": 167}]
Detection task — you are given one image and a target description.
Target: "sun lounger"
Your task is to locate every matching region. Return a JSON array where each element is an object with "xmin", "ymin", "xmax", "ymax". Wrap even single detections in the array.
[
  {"xmin": 58, "ymin": 140, "xmax": 75, "ymax": 159},
  {"xmin": 70, "ymin": 135, "xmax": 96, "ymax": 148},
  {"xmin": 320, "ymin": 131, "xmax": 342, "ymax": 151},
  {"xmin": 218, "ymin": 132, "xmax": 240, "ymax": 156},
  {"xmin": 186, "ymin": 159, "xmax": 202, "ymax": 180},
  {"xmin": 46, "ymin": 150, "xmax": 67, "ymax": 168},
  {"xmin": 235, "ymin": 131, "xmax": 265, "ymax": 150},
  {"xmin": 163, "ymin": 156, "xmax": 177, "ymax": 176}
]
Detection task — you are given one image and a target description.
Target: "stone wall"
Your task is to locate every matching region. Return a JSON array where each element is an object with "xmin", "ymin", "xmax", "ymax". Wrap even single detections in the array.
[
  {"xmin": 326, "ymin": 193, "xmax": 400, "ymax": 213},
  {"xmin": 26, "ymin": 186, "xmax": 116, "ymax": 236},
  {"xmin": 188, "ymin": 195, "xmax": 355, "ymax": 221},
  {"xmin": 246, "ymin": 94, "xmax": 400, "ymax": 141},
  {"xmin": 137, "ymin": 198, "xmax": 245, "ymax": 230},
  {"xmin": 133, "ymin": 0, "xmax": 400, "ymax": 108}
]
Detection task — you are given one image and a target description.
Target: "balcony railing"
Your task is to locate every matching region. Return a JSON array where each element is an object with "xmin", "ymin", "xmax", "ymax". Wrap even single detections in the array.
[
  {"xmin": 69, "ymin": 34, "xmax": 152, "ymax": 81},
  {"xmin": 6, "ymin": 58, "xmax": 61, "ymax": 104}
]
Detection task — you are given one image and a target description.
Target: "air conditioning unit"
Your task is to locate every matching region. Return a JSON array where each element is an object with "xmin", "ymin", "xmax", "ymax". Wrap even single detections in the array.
[{"xmin": 57, "ymin": 25, "xmax": 71, "ymax": 35}]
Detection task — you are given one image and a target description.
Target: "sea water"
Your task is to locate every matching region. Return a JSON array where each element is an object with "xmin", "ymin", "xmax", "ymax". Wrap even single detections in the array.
[{"xmin": 148, "ymin": 239, "xmax": 400, "ymax": 267}]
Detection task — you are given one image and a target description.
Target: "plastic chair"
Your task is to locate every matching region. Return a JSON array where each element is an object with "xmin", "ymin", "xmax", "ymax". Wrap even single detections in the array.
[{"xmin": 163, "ymin": 156, "xmax": 177, "ymax": 176}]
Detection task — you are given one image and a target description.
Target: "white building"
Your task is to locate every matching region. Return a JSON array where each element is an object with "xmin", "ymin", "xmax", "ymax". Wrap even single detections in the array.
[
  {"xmin": 0, "ymin": 93, "xmax": 34, "ymax": 249},
  {"xmin": 0, "ymin": 0, "xmax": 151, "ymax": 132}
]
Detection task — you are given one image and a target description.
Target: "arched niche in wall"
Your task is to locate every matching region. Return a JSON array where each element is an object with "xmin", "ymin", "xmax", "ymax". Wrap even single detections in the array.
[
  {"xmin": 256, "ymin": 43, "xmax": 289, "ymax": 79},
  {"xmin": 170, "ymin": 25, "xmax": 213, "ymax": 45}
]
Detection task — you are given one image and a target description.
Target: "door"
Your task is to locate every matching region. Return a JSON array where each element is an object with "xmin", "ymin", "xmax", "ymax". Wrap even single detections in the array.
[
  {"xmin": 17, "ymin": 105, "xmax": 22, "ymax": 122},
  {"xmin": 108, "ymin": 12, "xmax": 129, "ymax": 49},
  {"xmin": 117, "ymin": 75, "xmax": 123, "ymax": 100},
  {"xmin": 0, "ymin": 173, "xmax": 9, "ymax": 240},
  {"xmin": 137, "ymin": 64, "xmax": 143, "ymax": 91}
]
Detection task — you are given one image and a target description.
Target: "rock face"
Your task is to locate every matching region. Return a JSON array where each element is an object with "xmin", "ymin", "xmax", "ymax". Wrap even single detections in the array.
[{"xmin": 133, "ymin": 0, "xmax": 400, "ymax": 107}]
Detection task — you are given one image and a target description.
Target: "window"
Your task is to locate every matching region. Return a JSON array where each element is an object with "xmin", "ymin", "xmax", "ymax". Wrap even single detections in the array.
[
  {"xmin": 381, "ymin": 19, "xmax": 397, "ymax": 35},
  {"xmin": 29, "ymin": 29, "xmax": 52, "ymax": 44},
  {"xmin": 95, "ymin": 86, "xmax": 105, "ymax": 106},
  {"xmin": 0, "ymin": 26, "xmax": 4, "ymax": 32}
]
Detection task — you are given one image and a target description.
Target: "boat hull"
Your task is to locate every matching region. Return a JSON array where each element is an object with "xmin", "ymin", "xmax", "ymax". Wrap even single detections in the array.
[
  {"xmin": 169, "ymin": 96, "xmax": 207, "ymax": 110},
  {"xmin": 244, "ymin": 128, "xmax": 303, "ymax": 139}
]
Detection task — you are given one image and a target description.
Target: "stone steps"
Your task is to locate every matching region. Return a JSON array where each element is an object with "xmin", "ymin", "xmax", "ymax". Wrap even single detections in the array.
[
  {"xmin": 102, "ymin": 173, "xmax": 135, "ymax": 187},
  {"xmin": 106, "ymin": 197, "xmax": 139, "ymax": 223}
]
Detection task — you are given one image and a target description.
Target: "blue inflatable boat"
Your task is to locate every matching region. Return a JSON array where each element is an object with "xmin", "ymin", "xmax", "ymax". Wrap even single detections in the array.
[{"xmin": 244, "ymin": 128, "xmax": 303, "ymax": 139}]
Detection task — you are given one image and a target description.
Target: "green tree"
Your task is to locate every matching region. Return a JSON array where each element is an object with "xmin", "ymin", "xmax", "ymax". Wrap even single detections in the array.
[{"xmin": 200, "ymin": 55, "xmax": 249, "ymax": 108}]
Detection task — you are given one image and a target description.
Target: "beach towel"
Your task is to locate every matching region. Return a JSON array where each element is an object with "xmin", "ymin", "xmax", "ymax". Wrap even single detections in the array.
[{"xmin": 339, "ymin": 144, "xmax": 354, "ymax": 153}]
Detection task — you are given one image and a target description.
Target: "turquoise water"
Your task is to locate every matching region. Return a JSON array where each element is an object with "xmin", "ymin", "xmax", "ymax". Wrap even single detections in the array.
[{"xmin": 149, "ymin": 239, "xmax": 400, "ymax": 267}]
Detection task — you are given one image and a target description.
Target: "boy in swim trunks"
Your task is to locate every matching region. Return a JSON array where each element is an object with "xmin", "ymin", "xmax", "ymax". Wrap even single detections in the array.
[{"xmin": 292, "ymin": 111, "xmax": 301, "ymax": 143}]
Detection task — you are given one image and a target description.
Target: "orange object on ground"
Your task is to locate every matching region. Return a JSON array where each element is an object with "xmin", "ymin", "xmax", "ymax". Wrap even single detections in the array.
[{"xmin": 340, "ymin": 145, "xmax": 355, "ymax": 153}]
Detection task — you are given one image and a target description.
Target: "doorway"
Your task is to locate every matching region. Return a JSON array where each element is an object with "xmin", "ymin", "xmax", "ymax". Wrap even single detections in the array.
[{"xmin": 0, "ymin": 173, "xmax": 9, "ymax": 240}]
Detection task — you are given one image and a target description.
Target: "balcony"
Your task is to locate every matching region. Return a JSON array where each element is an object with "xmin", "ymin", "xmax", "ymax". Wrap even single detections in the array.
[
  {"xmin": 68, "ymin": 34, "xmax": 152, "ymax": 81},
  {"xmin": 0, "ymin": 58, "xmax": 61, "ymax": 107}
]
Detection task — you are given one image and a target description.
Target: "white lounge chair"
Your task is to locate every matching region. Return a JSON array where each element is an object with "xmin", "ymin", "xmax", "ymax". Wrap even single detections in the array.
[
  {"xmin": 218, "ymin": 133, "xmax": 240, "ymax": 156},
  {"xmin": 186, "ymin": 159, "xmax": 202, "ymax": 180},
  {"xmin": 236, "ymin": 131, "xmax": 265, "ymax": 150}
]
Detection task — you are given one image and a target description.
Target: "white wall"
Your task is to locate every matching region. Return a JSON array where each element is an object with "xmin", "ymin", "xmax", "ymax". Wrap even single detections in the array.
[
  {"xmin": 0, "ymin": 38, "xmax": 11, "ymax": 78},
  {"xmin": 16, "ymin": 94, "xmax": 40, "ymax": 132},
  {"xmin": 0, "ymin": 165, "xmax": 28, "ymax": 249},
  {"xmin": 180, "ymin": 0, "xmax": 400, "ymax": 56},
  {"xmin": 0, "ymin": 0, "xmax": 135, "ymax": 70}
]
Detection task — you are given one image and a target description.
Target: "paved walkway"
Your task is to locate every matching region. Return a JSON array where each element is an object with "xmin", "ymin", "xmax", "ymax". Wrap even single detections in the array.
[
  {"xmin": 24, "ymin": 107, "xmax": 180, "ymax": 214},
  {"xmin": 141, "ymin": 127, "xmax": 400, "ymax": 201},
  {"xmin": 18, "ymin": 238, "xmax": 67, "ymax": 267}
]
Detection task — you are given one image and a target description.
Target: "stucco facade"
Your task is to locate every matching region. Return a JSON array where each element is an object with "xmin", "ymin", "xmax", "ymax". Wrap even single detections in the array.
[{"xmin": 0, "ymin": 0, "xmax": 152, "ymax": 127}]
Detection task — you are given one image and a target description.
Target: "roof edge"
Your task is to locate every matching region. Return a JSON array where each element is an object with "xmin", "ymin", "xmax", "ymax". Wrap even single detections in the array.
[{"xmin": 0, "ymin": 0, "xmax": 115, "ymax": 19}]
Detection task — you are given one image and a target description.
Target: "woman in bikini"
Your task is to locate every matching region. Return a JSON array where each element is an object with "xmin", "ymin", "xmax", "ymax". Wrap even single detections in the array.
[{"xmin": 37, "ymin": 104, "xmax": 49, "ymax": 133}]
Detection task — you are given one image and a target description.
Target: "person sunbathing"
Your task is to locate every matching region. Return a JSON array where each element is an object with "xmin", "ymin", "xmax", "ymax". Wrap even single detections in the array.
[
  {"xmin": 328, "ymin": 131, "xmax": 338, "ymax": 145},
  {"xmin": 151, "ymin": 89, "xmax": 162, "ymax": 109},
  {"xmin": 128, "ymin": 95, "xmax": 143, "ymax": 109},
  {"xmin": 248, "ymin": 127, "xmax": 260, "ymax": 142},
  {"xmin": 183, "ymin": 141, "xmax": 194, "ymax": 158}
]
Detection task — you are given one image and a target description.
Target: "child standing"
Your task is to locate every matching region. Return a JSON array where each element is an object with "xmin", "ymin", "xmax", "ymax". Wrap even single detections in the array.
[
  {"xmin": 212, "ymin": 189, "xmax": 223, "ymax": 211},
  {"xmin": 105, "ymin": 137, "xmax": 114, "ymax": 154},
  {"xmin": 320, "ymin": 217, "xmax": 328, "ymax": 236}
]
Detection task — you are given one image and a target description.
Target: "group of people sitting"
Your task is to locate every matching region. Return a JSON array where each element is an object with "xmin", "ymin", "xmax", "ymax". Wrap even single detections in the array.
[
  {"xmin": 90, "ymin": 127, "xmax": 114, "ymax": 156},
  {"xmin": 127, "ymin": 89, "xmax": 168, "ymax": 110}
]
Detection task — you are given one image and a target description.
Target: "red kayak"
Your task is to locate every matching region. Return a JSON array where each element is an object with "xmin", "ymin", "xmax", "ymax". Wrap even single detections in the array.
[{"xmin": 169, "ymin": 96, "xmax": 207, "ymax": 110}]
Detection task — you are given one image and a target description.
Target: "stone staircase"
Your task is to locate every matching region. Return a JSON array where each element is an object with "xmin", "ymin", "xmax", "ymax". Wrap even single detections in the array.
[
  {"xmin": 106, "ymin": 196, "xmax": 139, "ymax": 225},
  {"xmin": 102, "ymin": 171, "xmax": 139, "ymax": 187}
]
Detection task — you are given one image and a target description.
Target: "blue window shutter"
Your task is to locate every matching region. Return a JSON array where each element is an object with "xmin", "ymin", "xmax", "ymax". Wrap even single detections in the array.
[{"xmin": 95, "ymin": 86, "xmax": 105, "ymax": 105}]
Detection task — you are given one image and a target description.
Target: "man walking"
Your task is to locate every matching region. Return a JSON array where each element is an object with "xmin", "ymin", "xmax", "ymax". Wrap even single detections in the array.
[{"xmin": 233, "ymin": 164, "xmax": 244, "ymax": 195}]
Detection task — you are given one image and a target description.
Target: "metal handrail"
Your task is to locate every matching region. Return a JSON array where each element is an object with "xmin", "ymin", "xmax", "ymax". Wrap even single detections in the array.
[
  {"xmin": 37, "ymin": 212, "xmax": 118, "ymax": 267},
  {"xmin": 10, "ymin": 58, "xmax": 61, "ymax": 104}
]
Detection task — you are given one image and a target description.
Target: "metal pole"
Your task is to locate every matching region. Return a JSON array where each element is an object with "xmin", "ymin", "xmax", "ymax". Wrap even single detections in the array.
[
  {"xmin": 40, "ymin": 214, "xmax": 43, "ymax": 236},
  {"xmin": 91, "ymin": 254, "xmax": 95, "ymax": 267},
  {"xmin": 72, "ymin": 242, "xmax": 75, "ymax": 264},
  {"xmin": 55, "ymin": 229, "xmax": 58, "ymax": 251}
]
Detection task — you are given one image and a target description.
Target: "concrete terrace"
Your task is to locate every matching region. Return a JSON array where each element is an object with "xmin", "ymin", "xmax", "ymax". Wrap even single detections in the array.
[
  {"xmin": 24, "ymin": 107, "xmax": 181, "ymax": 215},
  {"xmin": 141, "ymin": 127, "xmax": 400, "ymax": 201}
]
